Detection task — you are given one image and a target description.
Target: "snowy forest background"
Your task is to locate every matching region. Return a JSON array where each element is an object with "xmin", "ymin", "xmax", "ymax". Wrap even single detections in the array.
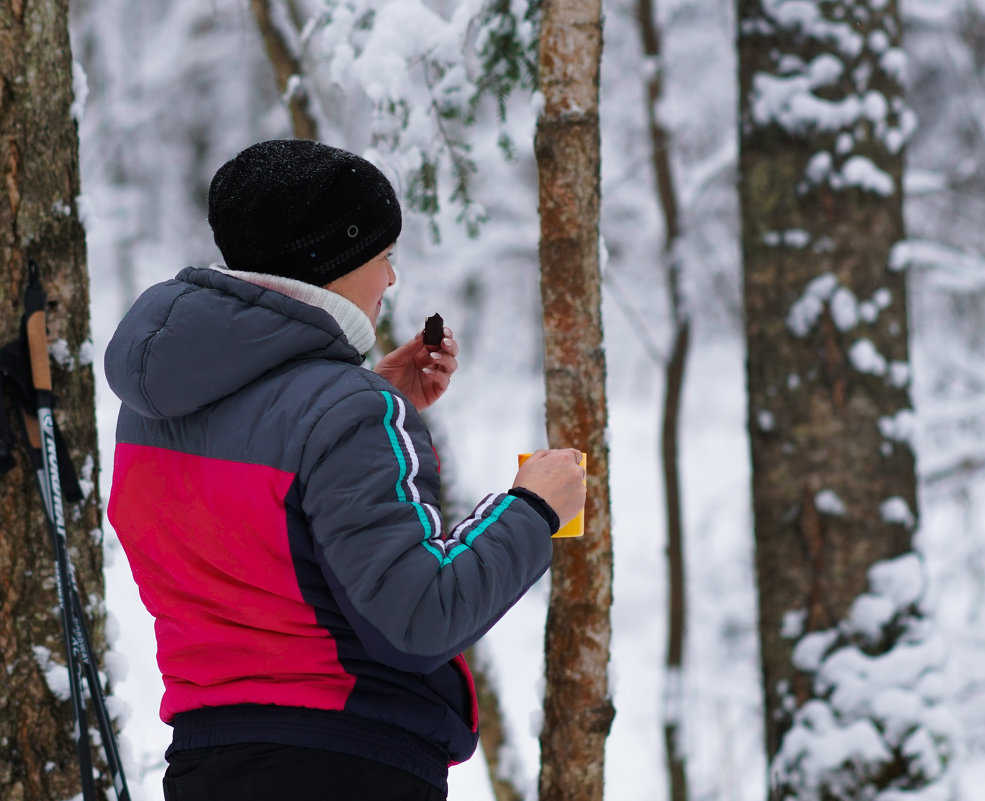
[{"xmin": 65, "ymin": 0, "xmax": 985, "ymax": 799}]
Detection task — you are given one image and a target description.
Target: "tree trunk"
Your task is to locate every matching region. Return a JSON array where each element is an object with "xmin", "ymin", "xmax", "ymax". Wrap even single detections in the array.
[
  {"xmin": 0, "ymin": 1, "xmax": 107, "ymax": 799},
  {"xmin": 635, "ymin": 2, "xmax": 691, "ymax": 799},
  {"xmin": 534, "ymin": 3, "xmax": 614, "ymax": 800},
  {"xmin": 737, "ymin": 0, "xmax": 922, "ymax": 785},
  {"xmin": 467, "ymin": 644, "xmax": 525, "ymax": 801}
]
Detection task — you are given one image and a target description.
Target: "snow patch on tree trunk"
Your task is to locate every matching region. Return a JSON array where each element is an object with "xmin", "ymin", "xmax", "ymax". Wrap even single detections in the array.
[{"xmin": 771, "ymin": 553, "xmax": 959, "ymax": 800}]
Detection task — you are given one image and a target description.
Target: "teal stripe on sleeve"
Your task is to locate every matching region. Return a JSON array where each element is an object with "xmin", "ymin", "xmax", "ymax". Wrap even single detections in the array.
[
  {"xmin": 379, "ymin": 391, "xmax": 408, "ymax": 503},
  {"xmin": 378, "ymin": 391, "xmax": 516, "ymax": 568},
  {"xmin": 464, "ymin": 495, "xmax": 515, "ymax": 548},
  {"xmin": 379, "ymin": 390, "xmax": 433, "ymax": 539},
  {"xmin": 431, "ymin": 495, "xmax": 516, "ymax": 568}
]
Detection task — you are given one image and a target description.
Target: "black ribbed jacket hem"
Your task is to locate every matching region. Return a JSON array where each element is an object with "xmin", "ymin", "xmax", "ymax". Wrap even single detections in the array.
[{"xmin": 168, "ymin": 704, "xmax": 450, "ymax": 792}]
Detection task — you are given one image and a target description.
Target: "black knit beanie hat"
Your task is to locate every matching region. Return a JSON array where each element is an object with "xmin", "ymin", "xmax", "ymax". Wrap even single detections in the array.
[{"xmin": 207, "ymin": 139, "xmax": 402, "ymax": 286}]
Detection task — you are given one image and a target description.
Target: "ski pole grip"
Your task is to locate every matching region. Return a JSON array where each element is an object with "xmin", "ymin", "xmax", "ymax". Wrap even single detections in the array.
[
  {"xmin": 26, "ymin": 309, "xmax": 52, "ymax": 392},
  {"xmin": 23, "ymin": 412, "xmax": 42, "ymax": 450},
  {"xmin": 24, "ymin": 261, "xmax": 52, "ymax": 393}
]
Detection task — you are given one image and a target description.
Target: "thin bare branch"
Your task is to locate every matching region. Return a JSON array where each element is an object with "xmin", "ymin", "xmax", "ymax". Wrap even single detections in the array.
[
  {"xmin": 635, "ymin": 1, "xmax": 691, "ymax": 799},
  {"xmin": 250, "ymin": 0, "xmax": 319, "ymax": 141}
]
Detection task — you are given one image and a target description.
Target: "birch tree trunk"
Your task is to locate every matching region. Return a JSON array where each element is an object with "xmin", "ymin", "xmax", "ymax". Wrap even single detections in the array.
[
  {"xmin": 738, "ymin": 1, "xmax": 952, "ymax": 797},
  {"xmin": 535, "ymin": 3, "xmax": 614, "ymax": 800},
  {"xmin": 0, "ymin": 0, "xmax": 107, "ymax": 799}
]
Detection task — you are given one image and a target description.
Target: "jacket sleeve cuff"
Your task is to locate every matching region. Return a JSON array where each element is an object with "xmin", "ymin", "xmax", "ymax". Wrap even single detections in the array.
[{"xmin": 508, "ymin": 487, "xmax": 560, "ymax": 535}]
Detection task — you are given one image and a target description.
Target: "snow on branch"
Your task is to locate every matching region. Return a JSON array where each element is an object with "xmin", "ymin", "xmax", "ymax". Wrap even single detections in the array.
[
  {"xmin": 888, "ymin": 240, "xmax": 985, "ymax": 291},
  {"xmin": 301, "ymin": 0, "xmax": 539, "ymax": 239}
]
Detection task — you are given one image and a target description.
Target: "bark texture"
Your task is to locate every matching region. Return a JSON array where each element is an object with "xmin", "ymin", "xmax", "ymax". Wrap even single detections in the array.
[
  {"xmin": 0, "ymin": 1, "xmax": 107, "ymax": 798},
  {"xmin": 535, "ymin": 3, "xmax": 615, "ymax": 800},
  {"xmin": 737, "ymin": 0, "xmax": 918, "ymax": 764}
]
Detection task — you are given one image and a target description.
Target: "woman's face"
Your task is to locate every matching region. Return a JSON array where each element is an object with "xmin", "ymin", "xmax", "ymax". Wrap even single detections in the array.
[{"xmin": 324, "ymin": 244, "xmax": 397, "ymax": 326}]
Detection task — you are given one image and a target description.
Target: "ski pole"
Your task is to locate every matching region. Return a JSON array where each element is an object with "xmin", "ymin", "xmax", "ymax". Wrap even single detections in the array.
[
  {"xmin": 24, "ymin": 261, "xmax": 97, "ymax": 801},
  {"xmin": 71, "ymin": 588, "xmax": 132, "ymax": 801},
  {"xmin": 18, "ymin": 407, "xmax": 131, "ymax": 801},
  {"xmin": 24, "ymin": 261, "xmax": 130, "ymax": 801}
]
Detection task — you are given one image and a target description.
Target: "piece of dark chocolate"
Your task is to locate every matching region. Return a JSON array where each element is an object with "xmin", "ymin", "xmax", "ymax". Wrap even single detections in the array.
[{"xmin": 423, "ymin": 313, "xmax": 444, "ymax": 347}]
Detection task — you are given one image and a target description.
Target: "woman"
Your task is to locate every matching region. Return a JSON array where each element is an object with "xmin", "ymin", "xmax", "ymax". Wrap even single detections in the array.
[{"xmin": 105, "ymin": 139, "xmax": 586, "ymax": 800}]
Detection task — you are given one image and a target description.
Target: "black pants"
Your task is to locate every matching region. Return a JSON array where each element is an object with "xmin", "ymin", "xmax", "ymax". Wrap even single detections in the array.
[{"xmin": 163, "ymin": 744, "xmax": 447, "ymax": 801}]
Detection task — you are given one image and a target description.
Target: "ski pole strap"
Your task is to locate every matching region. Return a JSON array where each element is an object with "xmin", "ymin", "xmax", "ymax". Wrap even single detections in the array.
[{"xmin": 0, "ymin": 386, "xmax": 17, "ymax": 472}]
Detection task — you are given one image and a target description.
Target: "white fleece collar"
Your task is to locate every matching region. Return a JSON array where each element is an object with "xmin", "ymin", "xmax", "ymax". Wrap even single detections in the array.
[{"xmin": 210, "ymin": 264, "xmax": 377, "ymax": 355}]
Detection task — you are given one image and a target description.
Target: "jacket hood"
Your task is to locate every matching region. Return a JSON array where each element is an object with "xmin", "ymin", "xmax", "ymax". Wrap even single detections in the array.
[{"xmin": 105, "ymin": 266, "xmax": 363, "ymax": 420}]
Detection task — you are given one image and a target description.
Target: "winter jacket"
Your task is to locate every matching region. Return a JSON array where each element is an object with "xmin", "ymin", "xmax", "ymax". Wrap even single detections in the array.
[{"xmin": 105, "ymin": 266, "xmax": 554, "ymax": 791}]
